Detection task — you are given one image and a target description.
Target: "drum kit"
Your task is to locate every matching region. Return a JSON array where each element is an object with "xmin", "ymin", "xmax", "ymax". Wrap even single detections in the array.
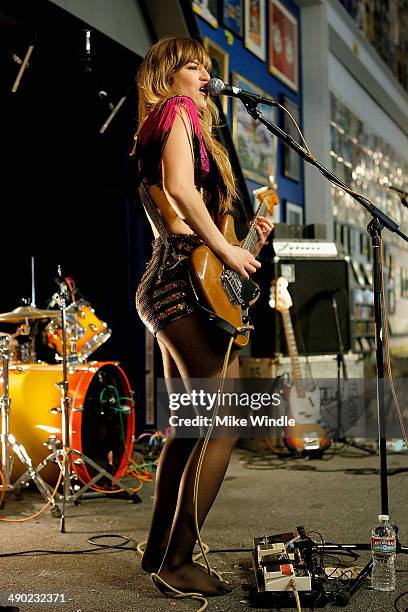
[{"xmin": 0, "ymin": 267, "xmax": 138, "ymax": 531}]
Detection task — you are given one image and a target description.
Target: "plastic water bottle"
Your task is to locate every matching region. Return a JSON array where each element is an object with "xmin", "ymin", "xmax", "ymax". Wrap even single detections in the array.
[{"xmin": 371, "ymin": 514, "xmax": 396, "ymax": 591}]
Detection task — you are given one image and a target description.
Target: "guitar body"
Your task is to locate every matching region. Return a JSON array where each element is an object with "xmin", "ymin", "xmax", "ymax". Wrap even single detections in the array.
[
  {"xmin": 281, "ymin": 385, "xmax": 332, "ymax": 452},
  {"xmin": 189, "ymin": 191, "xmax": 278, "ymax": 348},
  {"xmin": 271, "ymin": 277, "xmax": 332, "ymax": 454},
  {"xmin": 190, "ymin": 213, "xmax": 262, "ymax": 348}
]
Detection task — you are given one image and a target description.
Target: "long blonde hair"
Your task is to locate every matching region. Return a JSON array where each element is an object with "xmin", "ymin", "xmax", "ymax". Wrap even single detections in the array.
[{"xmin": 135, "ymin": 36, "xmax": 236, "ymax": 213}]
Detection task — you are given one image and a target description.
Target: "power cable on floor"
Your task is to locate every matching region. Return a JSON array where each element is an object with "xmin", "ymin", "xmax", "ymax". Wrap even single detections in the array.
[
  {"xmin": 0, "ymin": 535, "xmax": 138, "ymax": 557},
  {"xmin": 238, "ymin": 451, "xmax": 408, "ymax": 474},
  {"xmin": 394, "ymin": 591, "xmax": 408, "ymax": 611}
]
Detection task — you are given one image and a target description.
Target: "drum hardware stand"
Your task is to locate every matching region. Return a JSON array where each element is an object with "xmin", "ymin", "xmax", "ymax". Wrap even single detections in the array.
[
  {"xmin": 238, "ymin": 91, "xmax": 408, "ymax": 603},
  {"xmin": 31, "ymin": 256, "xmax": 36, "ymax": 307},
  {"xmin": 0, "ymin": 336, "xmax": 58, "ymax": 511},
  {"xmin": 14, "ymin": 267, "xmax": 140, "ymax": 532}
]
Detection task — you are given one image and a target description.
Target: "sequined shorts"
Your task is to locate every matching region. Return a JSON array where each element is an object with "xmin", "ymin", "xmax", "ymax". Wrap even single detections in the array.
[{"xmin": 135, "ymin": 234, "xmax": 204, "ymax": 336}]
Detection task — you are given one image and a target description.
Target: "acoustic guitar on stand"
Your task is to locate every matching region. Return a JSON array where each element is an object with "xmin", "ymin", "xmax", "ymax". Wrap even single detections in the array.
[
  {"xmin": 190, "ymin": 189, "xmax": 278, "ymax": 348},
  {"xmin": 270, "ymin": 277, "xmax": 332, "ymax": 453}
]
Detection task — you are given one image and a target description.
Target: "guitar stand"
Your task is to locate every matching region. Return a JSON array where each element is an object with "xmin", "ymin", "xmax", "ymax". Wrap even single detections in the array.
[{"xmin": 237, "ymin": 91, "xmax": 408, "ymax": 603}]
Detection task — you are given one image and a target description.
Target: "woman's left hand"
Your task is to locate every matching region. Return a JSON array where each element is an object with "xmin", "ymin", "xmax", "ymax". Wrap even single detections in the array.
[{"xmin": 254, "ymin": 215, "xmax": 274, "ymax": 257}]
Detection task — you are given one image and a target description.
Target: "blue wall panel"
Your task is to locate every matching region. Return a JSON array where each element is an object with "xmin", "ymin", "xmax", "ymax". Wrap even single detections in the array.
[{"xmin": 194, "ymin": 0, "xmax": 304, "ymax": 220}]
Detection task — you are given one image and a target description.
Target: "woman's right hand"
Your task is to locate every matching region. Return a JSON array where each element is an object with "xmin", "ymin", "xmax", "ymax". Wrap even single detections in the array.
[{"xmin": 221, "ymin": 244, "xmax": 261, "ymax": 280}]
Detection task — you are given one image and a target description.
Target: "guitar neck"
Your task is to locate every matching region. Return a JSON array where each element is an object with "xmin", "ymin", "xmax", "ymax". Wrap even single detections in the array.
[
  {"xmin": 241, "ymin": 201, "xmax": 267, "ymax": 254},
  {"xmin": 281, "ymin": 310, "xmax": 305, "ymax": 397}
]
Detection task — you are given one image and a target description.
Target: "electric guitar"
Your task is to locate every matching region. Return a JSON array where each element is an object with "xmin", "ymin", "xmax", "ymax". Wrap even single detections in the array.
[
  {"xmin": 190, "ymin": 190, "xmax": 278, "ymax": 349},
  {"xmin": 270, "ymin": 277, "xmax": 332, "ymax": 452}
]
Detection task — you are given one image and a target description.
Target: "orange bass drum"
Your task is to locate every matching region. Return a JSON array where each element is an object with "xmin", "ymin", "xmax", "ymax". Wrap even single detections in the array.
[{"xmin": 5, "ymin": 362, "xmax": 135, "ymax": 485}]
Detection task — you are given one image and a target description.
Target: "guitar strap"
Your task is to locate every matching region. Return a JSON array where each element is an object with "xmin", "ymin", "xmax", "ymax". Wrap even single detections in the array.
[
  {"xmin": 138, "ymin": 182, "xmax": 239, "ymax": 339},
  {"xmin": 138, "ymin": 182, "xmax": 186, "ymax": 277},
  {"xmin": 138, "ymin": 181, "xmax": 169, "ymax": 243}
]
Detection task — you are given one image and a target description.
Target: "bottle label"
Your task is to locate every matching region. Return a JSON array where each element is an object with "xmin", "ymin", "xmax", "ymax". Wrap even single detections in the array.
[{"xmin": 371, "ymin": 536, "xmax": 396, "ymax": 554}]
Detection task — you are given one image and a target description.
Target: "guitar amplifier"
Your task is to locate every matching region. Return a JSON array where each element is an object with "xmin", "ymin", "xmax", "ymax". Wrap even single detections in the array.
[
  {"xmin": 275, "ymin": 353, "xmax": 364, "ymax": 379},
  {"xmin": 251, "ymin": 253, "xmax": 351, "ymax": 356}
]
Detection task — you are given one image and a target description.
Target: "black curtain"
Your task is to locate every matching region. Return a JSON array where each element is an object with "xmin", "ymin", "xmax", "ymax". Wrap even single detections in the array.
[{"xmin": 1, "ymin": 0, "xmax": 152, "ymax": 434}]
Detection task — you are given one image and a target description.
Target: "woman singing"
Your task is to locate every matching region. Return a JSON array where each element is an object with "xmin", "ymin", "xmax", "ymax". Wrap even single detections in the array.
[{"xmin": 133, "ymin": 36, "xmax": 272, "ymax": 597}]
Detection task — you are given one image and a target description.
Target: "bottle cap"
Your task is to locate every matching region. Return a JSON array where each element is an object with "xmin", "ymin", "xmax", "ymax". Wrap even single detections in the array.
[{"xmin": 379, "ymin": 514, "xmax": 389, "ymax": 521}]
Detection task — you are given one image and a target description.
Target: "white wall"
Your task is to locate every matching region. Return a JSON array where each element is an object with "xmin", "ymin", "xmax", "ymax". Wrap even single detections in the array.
[
  {"xmin": 327, "ymin": 0, "xmax": 408, "ymax": 137},
  {"xmin": 300, "ymin": 1, "xmax": 333, "ymax": 236},
  {"xmin": 328, "ymin": 53, "xmax": 408, "ymax": 160}
]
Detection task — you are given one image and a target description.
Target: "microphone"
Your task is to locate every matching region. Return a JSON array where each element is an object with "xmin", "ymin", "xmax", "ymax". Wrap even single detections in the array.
[
  {"xmin": 387, "ymin": 184, "xmax": 408, "ymax": 209},
  {"xmin": 388, "ymin": 184, "xmax": 408, "ymax": 198},
  {"xmin": 206, "ymin": 78, "xmax": 276, "ymax": 106},
  {"xmin": 99, "ymin": 95, "xmax": 127, "ymax": 134},
  {"xmin": 11, "ymin": 44, "xmax": 35, "ymax": 93}
]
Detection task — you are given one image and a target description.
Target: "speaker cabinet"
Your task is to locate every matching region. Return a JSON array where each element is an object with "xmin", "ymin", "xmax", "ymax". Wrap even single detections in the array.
[{"xmin": 251, "ymin": 257, "xmax": 351, "ymax": 356}]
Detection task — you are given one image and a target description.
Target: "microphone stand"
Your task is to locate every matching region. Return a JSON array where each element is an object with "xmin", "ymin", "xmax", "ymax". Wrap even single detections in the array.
[
  {"xmin": 395, "ymin": 193, "xmax": 408, "ymax": 209},
  {"xmin": 329, "ymin": 291, "xmax": 348, "ymax": 441},
  {"xmin": 237, "ymin": 93, "xmax": 408, "ymax": 602}
]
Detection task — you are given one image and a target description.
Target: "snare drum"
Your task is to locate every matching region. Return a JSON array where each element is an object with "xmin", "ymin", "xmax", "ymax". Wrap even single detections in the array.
[
  {"xmin": 46, "ymin": 299, "xmax": 111, "ymax": 362},
  {"xmin": 2, "ymin": 362, "xmax": 135, "ymax": 485}
]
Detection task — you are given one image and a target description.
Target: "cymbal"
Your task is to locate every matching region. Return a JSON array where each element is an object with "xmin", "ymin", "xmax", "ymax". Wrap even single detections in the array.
[{"xmin": 0, "ymin": 306, "xmax": 61, "ymax": 323}]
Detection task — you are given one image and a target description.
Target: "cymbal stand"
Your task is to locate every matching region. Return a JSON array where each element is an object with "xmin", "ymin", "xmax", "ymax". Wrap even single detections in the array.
[
  {"xmin": 0, "ymin": 336, "xmax": 58, "ymax": 510},
  {"xmin": 14, "ymin": 267, "xmax": 139, "ymax": 532}
]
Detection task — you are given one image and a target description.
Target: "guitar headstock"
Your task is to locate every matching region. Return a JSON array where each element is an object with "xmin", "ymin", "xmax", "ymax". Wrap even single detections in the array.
[
  {"xmin": 255, "ymin": 187, "xmax": 279, "ymax": 217},
  {"xmin": 269, "ymin": 277, "xmax": 293, "ymax": 312}
]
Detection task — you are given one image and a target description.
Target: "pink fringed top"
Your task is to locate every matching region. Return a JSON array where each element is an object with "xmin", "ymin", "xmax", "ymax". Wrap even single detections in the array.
[{"xmin": 135, "ymin": 96, "xmax": 211, "ymax": 190}]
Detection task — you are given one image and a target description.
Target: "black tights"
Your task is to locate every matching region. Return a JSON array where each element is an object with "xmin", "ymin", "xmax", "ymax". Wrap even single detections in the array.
[{"xmin": 141, "ymin": 313, "xmax": 239, "ymax": 594}]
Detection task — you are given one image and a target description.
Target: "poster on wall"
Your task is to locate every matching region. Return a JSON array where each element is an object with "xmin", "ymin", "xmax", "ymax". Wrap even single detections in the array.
[
  {"xmin": 285, "ymin": 200, "xmax": 303, "ymax": 224},
  {"xmin": 232, "ymin": 72, "xmax": 277, "ymax": 185},
  {"xmin": 203, "ymin": 38, "xmax": 229, "ymax": 114},
  {"xmin": 281, "ymin": 96, "xmax": 302, "ymax": 181},
  {"xmin": 222, "ymin": 0, "xmax": 243, "ymax": 37},
  {"xmin": 192, "ymin": 0, "xmax": 219, "ymax": 28},
  {"xmin": 244, "ymin": 0, "xmax": 266, "ymax": 60},
  {"xmin": 268, "ymin": 0, "xmax": 298, "ymax": 92}
]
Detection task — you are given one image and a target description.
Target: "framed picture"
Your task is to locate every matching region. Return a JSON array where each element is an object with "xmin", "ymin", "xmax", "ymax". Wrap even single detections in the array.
[
  {"xmin": 401, "ymin": 268, "xmax": 408, "ymax": 298},
  {"xmin": 351, "ymin": 261, "xmax": 366, "ymax": 288},
  {"xmin": 281, "ymin": 96, "xmax": 301, "ymax": 181},
  {"xmin": 285, "ymin": 200, "xmax": 303, "ymax": 224},
  {"xmin": 388, "ymin": 287, "xmax": 396, "ymax": 316},
  {"xmin": 268, "ymin": 0, "xmax": 298, "ymax": 92},
  {"xmin": 244, "ymin": 0, "xmax": 266, "ymax": 60},
  {"xmin": 203, "ymin": 38, "xmax": 229, "ymax": 114},
  {"xmin": 359, "ymin": 231, "xmax": 369, "ymax": 256},
  {"xmin": 348, "ymin": 226, "xmax": 355, "ymax": 255},
  {"xmin": 222, "ymin": 0, "xmax": 243, "ymax": 37},
  {"xmin": 232, "ymin": 72, "xmax": 277, "ymax": 185},
  {"xmin": 192, "ymin": 0, "xmax": 219, "ymax": 28}
]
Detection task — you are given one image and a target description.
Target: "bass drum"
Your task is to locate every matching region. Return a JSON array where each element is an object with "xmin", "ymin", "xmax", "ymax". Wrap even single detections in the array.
[{"xmin": 5, "ymin": 362, "xmax": 135, "ymax": 485}]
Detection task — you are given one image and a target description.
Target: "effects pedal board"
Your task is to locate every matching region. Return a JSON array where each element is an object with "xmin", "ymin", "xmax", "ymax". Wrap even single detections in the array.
[{"xmin": 249, "ymin": 530, "xmax": 326, "ymax": 608}]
